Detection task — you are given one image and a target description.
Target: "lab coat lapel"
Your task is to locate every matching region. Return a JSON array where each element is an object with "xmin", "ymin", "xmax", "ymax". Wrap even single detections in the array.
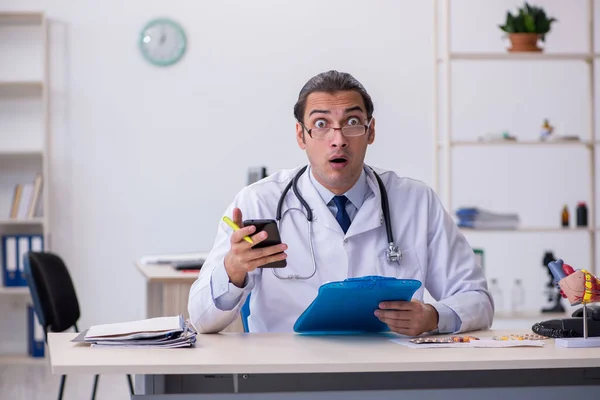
[{"xmin": 345, "ymin": 167, "xmax": 384, "ymax": 238}]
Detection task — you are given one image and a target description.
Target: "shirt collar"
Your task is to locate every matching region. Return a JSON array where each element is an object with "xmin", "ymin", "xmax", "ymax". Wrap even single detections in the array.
[{"xmin": 308, "ymin": 165, "xmax": 370, "ymax": 209}]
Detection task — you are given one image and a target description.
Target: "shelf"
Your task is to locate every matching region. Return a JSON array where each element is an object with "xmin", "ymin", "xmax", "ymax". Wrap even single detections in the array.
[
  {"xmin": 0, "ymin": 80, "xmax": 43, "ymax": 89},
  {"xmin": 0, "ymin": 287, "xmax": 29, "ymax": 295},
  {"xmin": 0, "ymin": 12, "xmax": 44, "ymax": 25},
  {"xmin": 433, "ymin": 3, "xmax": 599, "ymax": 276},
  {"xmin": 0, "ymin": 218, "xmax": 44, "ymax": 226},
  {"xmin": 439, "ymin": 140, "xmax": 592, "ymax": 148},
  {"xmin": 0, "ymin": 81, "xmax": 43, "ymax": 96},
  {"xmin": 0, "ymin": 9, "xmax": 49, "ymax": 362},
  {"xmin": 459, "ymin": 227, "xmax": 593, "ymax": 233},
  {"xmin": 0, "ymin": 150, "xmax": 43, "ymax": 158},
  {"xmin": 0, "ymin": 354, "xmax": 46, "ymax": 365},
  {"xmin": 438, "ymin": 52, "xmax": 593, "ymax": 62}
]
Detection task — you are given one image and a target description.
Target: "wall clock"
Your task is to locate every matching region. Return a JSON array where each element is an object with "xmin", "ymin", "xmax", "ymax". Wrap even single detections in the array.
[{"xmin": 139, "ymin": 18, "xmax": 187, "ymax": 66}]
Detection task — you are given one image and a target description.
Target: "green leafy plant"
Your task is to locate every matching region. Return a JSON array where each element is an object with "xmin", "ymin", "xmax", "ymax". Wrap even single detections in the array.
[{"xmin": 499, "ymin": 2, "xmax": 557, "ymax": 41}]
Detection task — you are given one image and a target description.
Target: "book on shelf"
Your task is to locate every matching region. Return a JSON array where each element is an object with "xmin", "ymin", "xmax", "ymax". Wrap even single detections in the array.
[
  {"xmin": 455, "ymin": 207, "xmax": 520, "ymax": 230},
  {"xmin": 9, "ymin": 173, "xmax": 43, "ymax": 220}
]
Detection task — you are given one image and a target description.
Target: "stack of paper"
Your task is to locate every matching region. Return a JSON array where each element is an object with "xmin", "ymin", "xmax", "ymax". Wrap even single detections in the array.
[
  {"xmin": 455, "ymin": 207, "xmax": 520, "ymax": 230},
  {"xmin": 72, "ymin": 315, "xmax": 197, "ymax": 348},
  {"xmin": 138, "ymin": 252, "xmax": 208, "ymax": 265}
]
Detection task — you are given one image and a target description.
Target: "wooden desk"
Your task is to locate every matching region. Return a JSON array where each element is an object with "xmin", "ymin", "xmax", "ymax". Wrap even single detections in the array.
[
  {"xmin": 135, "ymin": 262, "xmax": 198, "ymax": 320},
  {"xmin": 48, "ymin": 330, "xmax": 600, "ymax": 399},
  {"xmin": 135, "ymin": 262, "xmax": 243, "ymax": 333}
]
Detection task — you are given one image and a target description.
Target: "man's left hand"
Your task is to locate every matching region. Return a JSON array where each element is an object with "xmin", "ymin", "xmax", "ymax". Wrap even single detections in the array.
[{"xmin": 374, "ymin": 300, "xmax": 439, "ymax": 336}]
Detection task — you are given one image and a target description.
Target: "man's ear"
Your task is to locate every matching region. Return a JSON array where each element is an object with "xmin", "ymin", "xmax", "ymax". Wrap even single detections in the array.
[
  {"xmin": 367, "ymin": 117, "xmax": 375, "ymax": 145},
  {"xmin": 296, "ymin": 122, "xmax": 306, "ymax": 149}
]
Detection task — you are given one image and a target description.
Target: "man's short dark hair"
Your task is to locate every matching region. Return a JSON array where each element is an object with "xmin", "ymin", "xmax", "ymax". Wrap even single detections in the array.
[{"xmin": 293, "ymin": 70, "xmax": 374, "ymax": 123}]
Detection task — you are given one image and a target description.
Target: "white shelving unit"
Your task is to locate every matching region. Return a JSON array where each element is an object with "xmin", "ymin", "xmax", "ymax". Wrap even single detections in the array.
[
  {"xmin": 433, "ymin": 0, "xmax": 597, "ymax": 275},
  {"xmin": 0, "ymin": 11, "xmax": 50, "ymax": 362}
]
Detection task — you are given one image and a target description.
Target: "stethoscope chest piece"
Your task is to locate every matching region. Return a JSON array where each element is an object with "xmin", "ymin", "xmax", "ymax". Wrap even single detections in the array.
[{"xmin": 387, "ymin": 242, "xmax": 402, "ymax": 264}]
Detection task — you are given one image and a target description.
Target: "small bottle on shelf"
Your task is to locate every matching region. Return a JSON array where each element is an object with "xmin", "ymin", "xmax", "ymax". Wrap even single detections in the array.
[
  {"xmin": 489, "ymin": 278, "xmax": 504, "ymax": 315},
  {"xmin": 561, "ymin": 205, "xmax": 569, "ymax": 227},
  {"xmin": 576, "ymin": 202, "xmax": 588, "ymax": 227},
  {"xmin": 510, "ymin": 279, "xmax": 525, "ymax": 316}
]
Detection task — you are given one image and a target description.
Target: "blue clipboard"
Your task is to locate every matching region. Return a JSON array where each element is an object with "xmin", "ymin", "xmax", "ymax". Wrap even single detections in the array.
[{"xmin": 293, "ymin": 276, "xmax": 422, "ymax": 334}]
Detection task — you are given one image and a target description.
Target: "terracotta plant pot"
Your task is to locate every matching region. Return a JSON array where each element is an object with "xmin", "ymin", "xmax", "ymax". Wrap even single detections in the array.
[{"xmin": 508, "ymin": 33, "xmax": 542, "ymax": 52}]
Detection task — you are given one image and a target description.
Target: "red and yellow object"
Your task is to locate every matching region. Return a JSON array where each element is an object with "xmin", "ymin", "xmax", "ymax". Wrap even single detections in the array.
[
  {"xmin": 559, "ymin": 268, "xmax": 600, "ymax": 305},
  {"xmin": 581, "ymin": 269, "xmax": 600, "ymax": 303}
]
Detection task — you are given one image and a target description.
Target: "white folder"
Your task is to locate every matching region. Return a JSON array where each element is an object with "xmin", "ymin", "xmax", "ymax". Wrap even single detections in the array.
[
  {"xmin": 18, "ymin": 236, "xmax": 30, "ymax": 280},
  {"xmin": 6, "ymin": 236, "xmax": 17, "ymax": 274},
  {"xmin": 31, "ymin": 235, "xmax": 43, "ymax": 252}
]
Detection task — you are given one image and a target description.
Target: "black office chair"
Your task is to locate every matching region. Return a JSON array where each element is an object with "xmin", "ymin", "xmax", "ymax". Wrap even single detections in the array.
[{"xmin": 23, "ymin": 251, "xmax": 134, "ymax": 400}]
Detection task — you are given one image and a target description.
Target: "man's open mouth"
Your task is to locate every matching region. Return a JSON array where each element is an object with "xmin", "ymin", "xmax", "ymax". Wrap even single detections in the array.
[
  {"xmin": 329, "ymin": 156, "xmax": 348, "ymax": 170},
  {"xmin": 329, "ymin": 157, "xmax": 348, "ymax": 163}
]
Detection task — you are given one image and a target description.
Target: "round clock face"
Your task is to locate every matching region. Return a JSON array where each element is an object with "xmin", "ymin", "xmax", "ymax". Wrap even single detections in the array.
[{"xmin": 139, "ymin": 18, "xmax": 187, "ymax": 66}]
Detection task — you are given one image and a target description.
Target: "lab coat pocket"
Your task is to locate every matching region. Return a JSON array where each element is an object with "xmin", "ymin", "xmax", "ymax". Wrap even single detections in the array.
[
  {"xmin": 377, "ymin": 246, "xmax": 425, "ymax": 300},
  {"xmin": 377, "ymin": 246, "xmax": 423, "ymax": 279}
]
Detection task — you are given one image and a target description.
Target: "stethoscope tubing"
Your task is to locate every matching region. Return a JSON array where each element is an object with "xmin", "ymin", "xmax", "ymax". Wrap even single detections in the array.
[{"xmin": 272, "ymin": 165, "xmax": 399, "ymax": 280}]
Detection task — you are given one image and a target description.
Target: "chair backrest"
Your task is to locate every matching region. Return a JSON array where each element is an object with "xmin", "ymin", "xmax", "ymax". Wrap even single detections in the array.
[
  {"xmin": 23, "ymin": 252, "xmax": 81, "ymax": 334},
  {"xmin": 241, "ymin": 293, "xmax": 251, "ymax": 333},
  {"xmin": 23, "ymin": 253, "xmax": 50, "ymax": 334}
]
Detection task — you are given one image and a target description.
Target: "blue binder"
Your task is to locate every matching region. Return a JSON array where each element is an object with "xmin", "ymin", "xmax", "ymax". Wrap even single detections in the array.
[
  {"xmin": 21, "ymin": 234, "xmax": 44, "ymax": 286},
  {"xmin": 2, "ymin": 234, "xmax": 44, "ymax": 287},
  {"xmin": 28, "ymin": 304, "xmax": 45, "ymax": 358},
  {"xmin": 293, "ymin": 276, "xmax": 421, "ymax": 334}
]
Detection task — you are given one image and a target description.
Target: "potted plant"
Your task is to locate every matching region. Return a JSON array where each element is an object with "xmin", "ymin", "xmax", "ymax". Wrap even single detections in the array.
[{"xmin": 499, "ymin": 2, "xmax": 557, "ymax": 52}]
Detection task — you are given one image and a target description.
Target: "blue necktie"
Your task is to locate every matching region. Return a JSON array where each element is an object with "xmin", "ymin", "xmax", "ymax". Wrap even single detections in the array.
[{"xmin": 332, "ymin": 195, "xmax": 351, "ymax": 234}]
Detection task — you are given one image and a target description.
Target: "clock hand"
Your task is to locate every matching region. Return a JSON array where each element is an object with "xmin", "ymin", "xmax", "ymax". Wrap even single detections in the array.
[{"xmin": 160, "ymin": 27, "xmax": 166, "ymax": 45}]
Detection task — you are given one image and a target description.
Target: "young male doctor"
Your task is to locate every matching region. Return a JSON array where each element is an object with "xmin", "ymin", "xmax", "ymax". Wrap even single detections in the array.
[{"xmin": 188, "ymin": 70, "xmax": 494, "ymax": 335}]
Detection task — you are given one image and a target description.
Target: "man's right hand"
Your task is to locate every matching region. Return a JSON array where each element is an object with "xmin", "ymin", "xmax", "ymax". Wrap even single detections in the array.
[{"xmin": 224, "ymin": 207, "xmax": 288, "ymax": 287}]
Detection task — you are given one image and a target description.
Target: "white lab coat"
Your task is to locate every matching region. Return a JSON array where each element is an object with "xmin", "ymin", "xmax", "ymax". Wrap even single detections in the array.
[{"xmin": 188, "ymin": 165, "xmax": 494, "ymax": 334}]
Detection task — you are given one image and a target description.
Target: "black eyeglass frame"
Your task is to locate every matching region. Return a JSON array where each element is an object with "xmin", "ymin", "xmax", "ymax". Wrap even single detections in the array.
[{"xmin": 299, "ymin": 117, "xmax": 374, "ymax": 140}]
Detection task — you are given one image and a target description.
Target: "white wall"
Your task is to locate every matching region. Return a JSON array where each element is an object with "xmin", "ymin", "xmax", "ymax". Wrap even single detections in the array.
[{"xmin": 0, "ymin": 0, "xmax": 598, "ymax": 343}]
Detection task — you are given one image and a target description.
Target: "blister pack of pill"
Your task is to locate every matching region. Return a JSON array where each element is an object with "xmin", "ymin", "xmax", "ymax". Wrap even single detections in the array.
[
  {"xmin": 409, "ymin": 336, "xmax": 479, "ymax": 344},
  {"xmin": 492, "ymin": 333, "xmax": 548, "ymax": 341}
]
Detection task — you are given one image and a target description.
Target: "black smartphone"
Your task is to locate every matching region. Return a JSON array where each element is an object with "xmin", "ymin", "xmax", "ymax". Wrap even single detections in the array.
[{"xmin": 242, "ymin": 219, "xmax": 287, "ymax": 268}]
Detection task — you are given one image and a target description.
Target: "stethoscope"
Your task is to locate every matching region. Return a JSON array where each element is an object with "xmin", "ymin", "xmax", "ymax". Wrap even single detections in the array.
[{"xmin": 272, "ymin": 165, "xmax": 401, "ymax": 280}]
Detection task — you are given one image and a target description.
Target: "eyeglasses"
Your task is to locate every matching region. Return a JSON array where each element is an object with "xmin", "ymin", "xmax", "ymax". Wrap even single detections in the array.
[{"xmin": 300, "ymin": 118, "xmax": 373, "ymax": 140}]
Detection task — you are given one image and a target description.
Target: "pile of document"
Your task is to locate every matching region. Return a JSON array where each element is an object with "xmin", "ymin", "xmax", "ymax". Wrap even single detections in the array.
[
  {"xmin": 138, "ymin": 252, "xmax": 208, "ymax": 265},
  {"xmin": 72, "ymin": 315, "xmax": 197, "ymax": 348},
  {"xmin": 455, "ymin": 207, "xmax": 520, "ymax": 230}
]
